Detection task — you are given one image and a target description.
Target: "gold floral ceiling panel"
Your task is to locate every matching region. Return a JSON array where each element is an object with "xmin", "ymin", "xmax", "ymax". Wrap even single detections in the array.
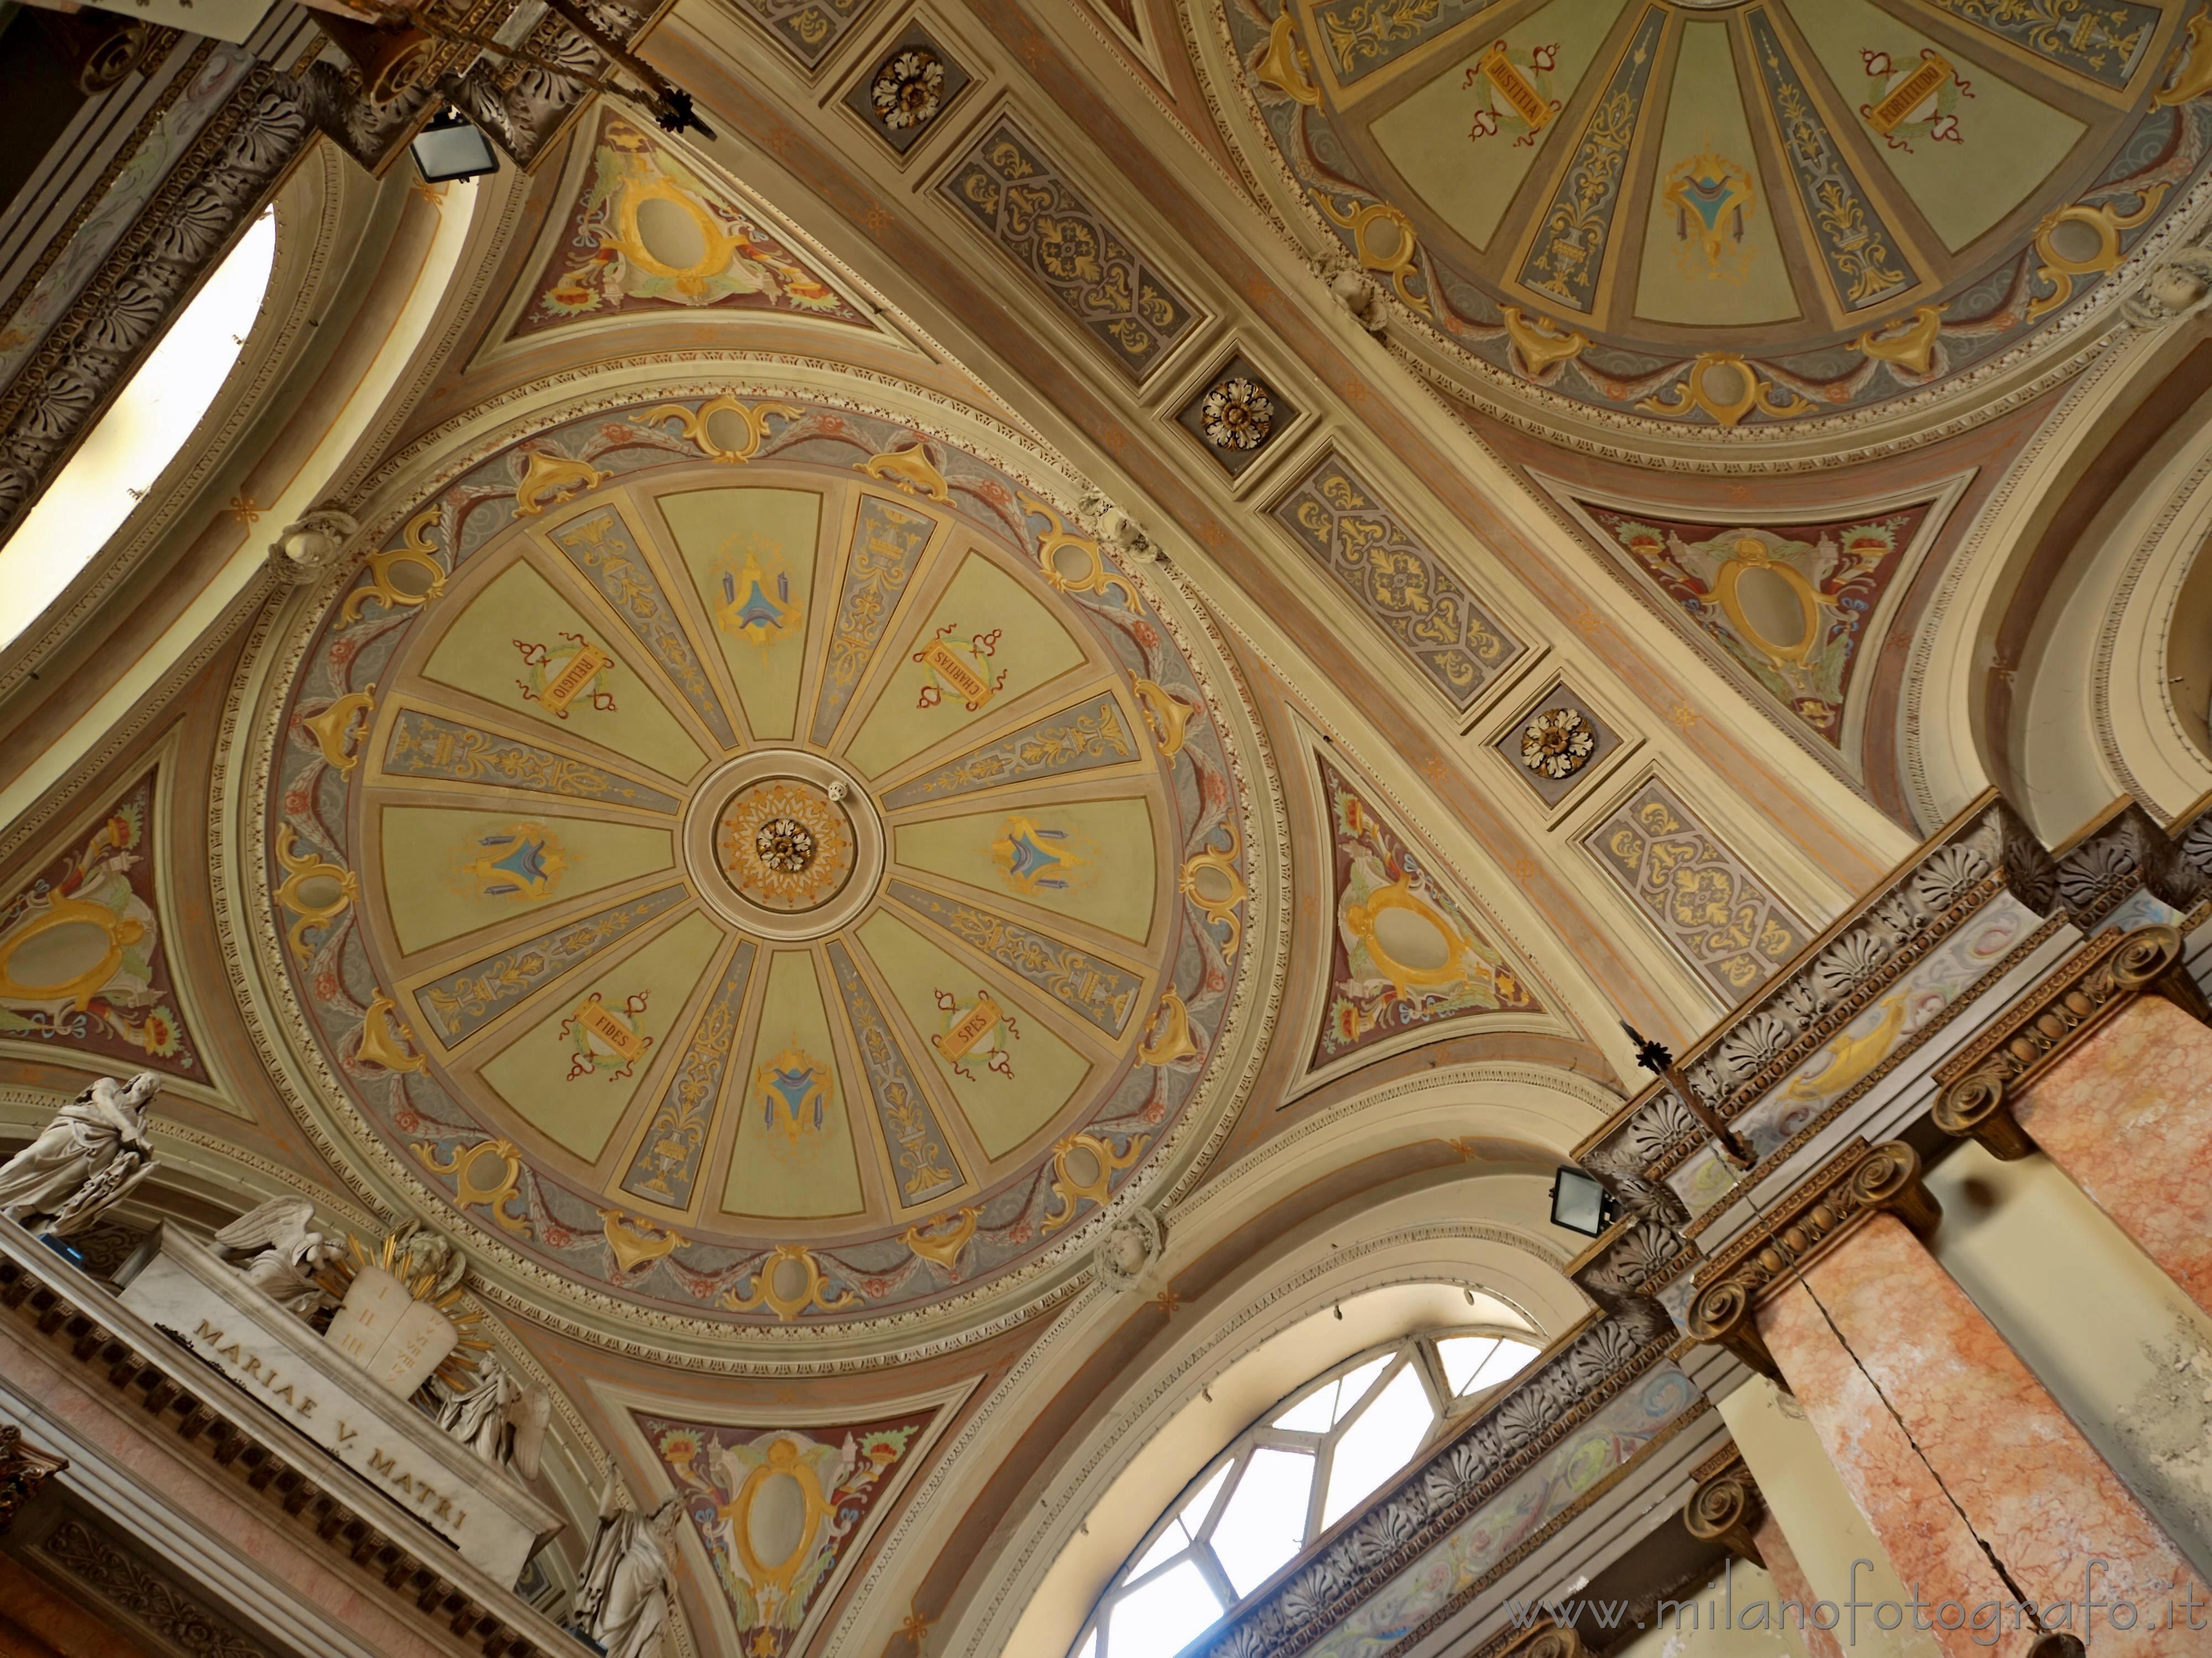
[
  {"xmin": 1219, "ymin": 0, "xmax": 2210, "ymax": 433},
  {"xmin": 251, "ymin": 397, "xmax": 1254, "ymax": 1332}
]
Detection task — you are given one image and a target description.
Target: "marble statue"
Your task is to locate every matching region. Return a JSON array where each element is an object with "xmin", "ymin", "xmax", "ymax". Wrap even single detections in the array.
[
  {"xmin": 428, "ymin": 1362, "xmax": 551, "ymax": 1480},
  {"xmin": 0, "ymin": 1073, "xmax": 162, "ymax": 1239},
  {"xmin": 572, "ymin": 1477, "xmax": 681, "ymax": 1658},
  {"xmin": 212, "ymin": 1196, "xmax": 341, "ymax": 1318},
  {"xmin": 389, "ymin": 1218, "xmax": 466, "ymax": 1298}
]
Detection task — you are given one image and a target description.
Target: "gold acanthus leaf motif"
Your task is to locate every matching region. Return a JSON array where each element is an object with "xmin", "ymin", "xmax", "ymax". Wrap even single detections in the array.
[
  {"xmin": 1133, "ymin": 677, "xmax": 1193, "ymax": 759},
  {"xmin": 354, "ymin": 988, "xmax": 426, "ymax": 1074},
  {"xmin": 303, "ymin": 684, "xmax": 376, "ymax": 774},
  {"xmin": 1041, "ymin": 1132, "xmax": 1147, "ymax": 1232},
  {"xmin": 2028, "ymin": 188, "xmax": 2170, "ymax": 321},
  {"xmin": 904, "ymin": 1206, "xmax": 981, "ymax": 1271},
  {"xmin": 1637, "ymin": 353, "xmax": 1812, "ymax": 427},
  {"xmin": 631, "ymin": 395, "xmax": 802, "ymax": 463},
  {"xmin": 2155, "ymin": 13, "xmax": 2212, "ymax": 109},
  {"xmin": 1851, "ymin": 304, "xmax": 1944, "ymax": 376},
  {"xmin": 514, "ymin": 450, "xmax": 612, "ymax": 516},
  {"xmin": 1500, "ymin": 306, "xmax": 1587, "ymax": 376},
  {"xmin": 860, "ymin": 440, "xmax": 953, "ymax": 502},
  {"xmin": 1137, "ymin": 985, "xmax": 1200, "ymax": 1068},
  {"xmin": 1255, "ymin": 11, "xmax": 1322, "ymax": 106},
  {"xmin": 599, "ymin": 1209, "xmax": 684, "ymax": 1273}
]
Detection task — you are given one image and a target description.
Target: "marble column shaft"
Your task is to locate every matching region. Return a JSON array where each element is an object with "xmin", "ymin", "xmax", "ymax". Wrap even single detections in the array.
[
  {"xmin": 2012, "ymin": 996, "xmax": 2212, "ymax": 1317},
  {"xmin": 1757, "ymin": 1215, "xmax": 2208, "ymax": 1656}
]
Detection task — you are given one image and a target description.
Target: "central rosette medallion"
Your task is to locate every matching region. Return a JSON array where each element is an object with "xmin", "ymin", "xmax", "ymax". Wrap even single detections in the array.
[
  {"xmin": 685, "ymin": 751, "xmax": 883, "ymax": 941},
  {"xmin": 714, "ymin": 781, "xmax": 852, "ymax": 908}
]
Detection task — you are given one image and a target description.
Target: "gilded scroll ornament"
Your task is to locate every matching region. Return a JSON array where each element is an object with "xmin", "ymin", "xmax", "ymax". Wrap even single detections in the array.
[
  {"xmin": 302, "ymin": 684, "xmax": 376, "ymax": 773},
  {"xmin": 415, "ymin": 1136, "xmax": 531, "ymax": 1235},
  {"xmin": 1041, "ymin": 1131, "xmax": 1147, "ymax": 1231},
  {"xmin": 2028, "ymin": 188, "xmax": 2171, "ymax": 320},
  {"xmin": 1314, "ymin": 190, "xmax": 1430, "ymax": 313},
  {"xmin": 354, "ymin": 988, "xmax": 427, "ymax": 1074},
  {"xmin": 274, "ymin": 826, "xmax": 357, "ymax": 963},
  {"xmin": 338, "ymin": 505, "xmax": 447, "ymax": 625},
  {"xmin": 631, "ymin": 394, "xmax": 802, "ymax": 463},
  {"xmin": 722, "ymin": 1243, "xmax": 860, "ymax": 1321},
  {"xmin": 1637, "ymin": 353, "xmax": 1811, "ymax": 427},
  {"xmin": 860, "ymin": 440, "xmax": 952, "ymax": 501},
  {"xmin": 1180, "ymin": 824, "xmax": 1248, "ymax": 959},
  {"xmin": 1022, "ymin": 492, "xmax": 1139, "ymax": 608}
]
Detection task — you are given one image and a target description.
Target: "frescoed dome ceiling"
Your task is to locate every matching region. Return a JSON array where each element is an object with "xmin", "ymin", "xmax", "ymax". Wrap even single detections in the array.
[
  {"xmin": 1218, "ymin": 0, "xmax": 2212, "ymax": 437},
  {"xmin": 246, "ymin": 393, "xmax": 1260, "ymax": 1341}
]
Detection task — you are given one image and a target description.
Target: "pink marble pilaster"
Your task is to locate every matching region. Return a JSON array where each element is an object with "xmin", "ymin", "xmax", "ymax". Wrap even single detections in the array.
[
  {"xmin": 1751, "ymin": 1513, "xmax": 1846, "ymax": 1658},
  {"xmin": 2013, "ymin": 996, "xmax": 2212, "ymax": 1316},
  {"xmin": 1761, "ymin": 1214, "xmax": 2206, "ymax": 1656}
]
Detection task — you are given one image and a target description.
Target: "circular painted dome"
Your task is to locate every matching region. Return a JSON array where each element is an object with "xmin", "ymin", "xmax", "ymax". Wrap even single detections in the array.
[
  {"xmin": 1220, "ymin": 0, "xmax": 2212, "ymax": 442},
  {"xmin": 249, "ymin": 393, "xmax": 1256, "ymax": 1337}
]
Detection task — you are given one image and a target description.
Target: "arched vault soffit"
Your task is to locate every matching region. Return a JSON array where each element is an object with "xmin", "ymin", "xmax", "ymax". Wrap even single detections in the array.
[
  {"xmin": 1192, "ymin": 0, "xmax": 2212, "ymax": 462},
  {"xmin": 215, "ymin": 360, "xmax": 1301, "ymax": 1368}
]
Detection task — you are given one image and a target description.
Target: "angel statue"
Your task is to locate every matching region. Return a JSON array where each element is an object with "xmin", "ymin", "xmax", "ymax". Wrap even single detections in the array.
[
  {"xmin": 426, "ymin": 1362, "xmax": 550, "ymax": 1479},
  {"xmin": 0, "ymin": 1073, "xmax": 162, "ymax": 1239},
  {"xmin": 572, "ymin": 1476, "xmax": 681, "ymax": 1658},
  {"xmin": 211, "ymin": 1196, "xmax": 341, "ymax": 1319}
]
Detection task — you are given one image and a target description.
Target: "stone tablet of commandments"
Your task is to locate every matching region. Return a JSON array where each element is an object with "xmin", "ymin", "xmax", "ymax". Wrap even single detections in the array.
[{"xmin": 326, "ymin": 1262, "xmax": 460, "ymax": 1396}]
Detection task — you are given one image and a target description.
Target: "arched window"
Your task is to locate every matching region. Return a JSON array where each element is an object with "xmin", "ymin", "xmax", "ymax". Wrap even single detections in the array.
[
  {"xmin": 1071, "ymin": 1328, "xmax": 1540, "ymax": 1658},
  {"xmin": 0, "ymin": 207, "xmax": 277, "ymax": 651}
]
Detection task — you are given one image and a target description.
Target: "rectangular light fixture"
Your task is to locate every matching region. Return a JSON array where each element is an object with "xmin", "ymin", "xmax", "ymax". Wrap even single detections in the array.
[
  {"xmin": 411, "ymin": 110, "xmax": 499, "ymax": 183},
  {"xmin": 1548, "ymin": 1167, "xmax": 1619, "ymax": 1237}
]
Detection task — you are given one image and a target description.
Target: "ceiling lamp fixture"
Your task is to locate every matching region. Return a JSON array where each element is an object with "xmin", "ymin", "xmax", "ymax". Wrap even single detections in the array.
[
  {"xmin": 409, "ymin": 107, "xmax": 499, "ymax": 182},
  {"xmin": 360, "ymin": 0, "xmax": 715, "ymax": 143},
  {"xmin": 1548, "ymin": 1168, "xmax": 1619, "ymax": 1238}
]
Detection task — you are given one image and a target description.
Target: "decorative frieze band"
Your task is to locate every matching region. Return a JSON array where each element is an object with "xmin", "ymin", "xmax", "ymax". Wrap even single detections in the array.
[
  {"xmin": 1932, "ymin": 923, "xmax": 2210, "ymax": 1160},
  {"xmin": 1573, "ymin": 792, "xmax": 2058, "ymax": 1207}
]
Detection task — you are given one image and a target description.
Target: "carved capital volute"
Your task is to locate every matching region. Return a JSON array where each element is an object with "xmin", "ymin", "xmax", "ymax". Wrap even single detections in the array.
[
  {"xmin": 1506, "ymin": 1624, "xmax": 1584, "ymax": 1658},
  {"xmin": 1686, "ymin": 1140, "xmax": 1938, "ymax": 1383},
  {"xmin": 0, "ymin": 1422, "xmax": 68, "ymax": 1535},
  {"xmin": 1934, "ymin": 924, "xmax": 2208, "ymax": 1161},
  {"xmin": 1683, "ymin": 1455, "xmax": 1766, "ymax": 1569},
  {"xmin": 1686, "ymin": 1277, "xmax": 1780, "ymax": 1382},
  {"xmin": 1931, "ymin": 1070, "xmax": 2033, "ymax": 1160}
]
